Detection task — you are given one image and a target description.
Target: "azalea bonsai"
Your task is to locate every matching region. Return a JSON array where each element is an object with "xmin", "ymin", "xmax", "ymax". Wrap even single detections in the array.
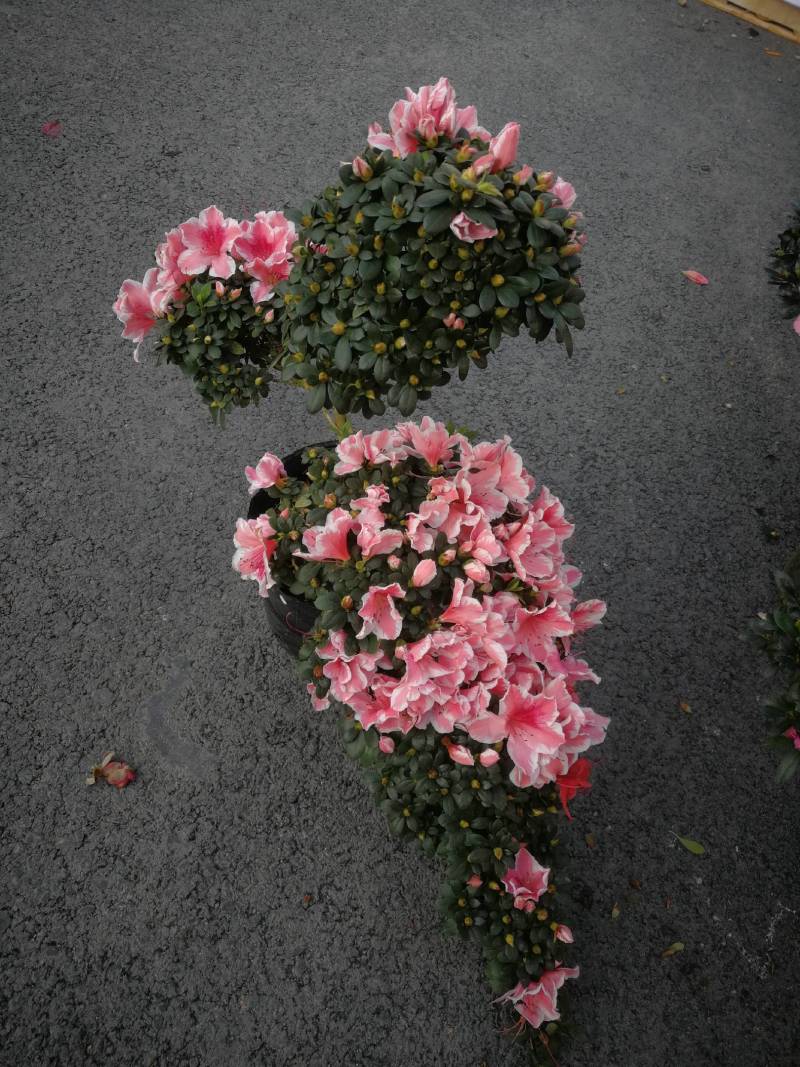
[
  {"xmin": 113, "ymin": 205, "xmax": 296, "ymax": 418},
  {"xmin": 280, "ymin": 77, "xmax": 586, "ymax": 419},
  {"xmin": 233, "ymin": 419, "xmax": 608, "ymax": 1052}
]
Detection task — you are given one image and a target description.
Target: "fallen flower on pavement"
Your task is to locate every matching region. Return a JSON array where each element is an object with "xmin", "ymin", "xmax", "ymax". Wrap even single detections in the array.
[
  {"xmin": 86, "ymin": 751, "xmax": 136, "ymax": 789},
  {"xmin": 682, "ymin": 270, "xmax": 709, "ymax": 285},
  {"xmin": 41, "ymin": 120, "xmax": 63, "ymax": 138}
]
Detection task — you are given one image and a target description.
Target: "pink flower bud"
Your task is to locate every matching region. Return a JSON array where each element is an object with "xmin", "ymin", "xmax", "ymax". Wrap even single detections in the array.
[
  {"xmin": 555, "ymin": 924, "xmax": 574, "ymax": 943},
  {"xmin": 352, "ymin": 155, "xmax": 373, "ymax": 181},
  {"xmin": 387, "ymin": 554, "xmax": 402, "ymax": 570},
  {"xmin": 264, "ymin": 308, "xmax": 275, "ymax": 322},
  {"xmin": 411, "ymin": 559, "xmax": 436, "ymax": 587},
  {"xmin": 514, "ymin": 165, "xmax": 533, "ymax": 185},
  {"xmin": 467, "ymin": 874, "xmax": 483, "ymax": 888},
  {"xmin": 215, "ymin": 281, "xmax": 225, "ymax": 297},
  {"xmin": 378, "ymin": 736, "xmax": 395, "ymax": 754},
  {"xmin": 438, "ymin": 549, "xmax": 456, "ymax": 565},
  {"xmin": 463, "ymin": 560, "xmax": 489, "ymax": 583},
  {"xmin": 229, "ymin": 287, "xmax": 242, "ymax": 300},
  {"xmin": 479, "ymin": 749, "xmax": 500, "ymax": 767}
]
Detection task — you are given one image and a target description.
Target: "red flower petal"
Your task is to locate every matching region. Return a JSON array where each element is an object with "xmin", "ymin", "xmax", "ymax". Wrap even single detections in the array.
[
  {"xmin": 681, "ymin": 269, "xmax": 709, "ymax": 286},
  {"xmin": 41, "ymin": 120, "xmax": 63, "ymax": 138}
]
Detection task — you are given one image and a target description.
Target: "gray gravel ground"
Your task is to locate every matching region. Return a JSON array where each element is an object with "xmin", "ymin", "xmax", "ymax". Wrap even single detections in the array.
[{"xmin": 2, "ymin": 1, "xmax": 799, "ymax": 1065}]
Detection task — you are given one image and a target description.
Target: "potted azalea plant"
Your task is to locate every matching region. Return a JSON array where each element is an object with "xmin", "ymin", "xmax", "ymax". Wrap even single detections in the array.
[
  {"xmin": 116, "ymin": 78, "xmax": 605, "ymax": 1059},
  {"xmin": 234, "ymin": 419, "xmax": 608, "ymax": 1059}
]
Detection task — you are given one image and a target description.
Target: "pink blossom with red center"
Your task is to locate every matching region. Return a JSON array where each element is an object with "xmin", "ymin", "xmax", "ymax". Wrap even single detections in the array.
[
  {"xmin": 177, "ymin": 205, "xmax": 242, "ymax": 279},
  {"xmin": 297, "ymin": 508, "xmax": 357, "ymax": 562},
  {"xmin": 357, "ymin": 583, "xmax": 406, "ymax": 640},
  {"xmin": 468, "ymin": 684, "xmax": 565, "ymax": 780},
  {"xmin": 245, "ymin": 452, "xmax": 287, "ymax": 495},
  {"xmin": 501, "ymin": 846, "xmax": 550, "ymax": 911}
]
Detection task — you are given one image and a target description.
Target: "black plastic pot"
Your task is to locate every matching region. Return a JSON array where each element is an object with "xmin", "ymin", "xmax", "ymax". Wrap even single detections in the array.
[{"xmin": 247, "ymin": 441, "xmax": 334, "ymax": 655}]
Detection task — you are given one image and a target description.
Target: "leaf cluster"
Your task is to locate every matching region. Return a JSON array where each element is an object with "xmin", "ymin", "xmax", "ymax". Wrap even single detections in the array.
[
  {"xmin": 280, "ymin": 137, "xmax": 586, "ymax": 418},
  {"xmin": 767, "ymin": 203, "xmax": 800, "ymax": 321}
]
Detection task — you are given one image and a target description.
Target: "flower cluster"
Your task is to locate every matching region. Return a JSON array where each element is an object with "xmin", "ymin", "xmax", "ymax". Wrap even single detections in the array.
[
  {"xmin": 767, "ymin": 202, "xmax": 800, "ymax": 336},
  {"xmin": 281, "ymin": 77, "xmax": 585, "ymax": 418},
  {"xmin": 752, "ymin": 549, "xmax": 800, "ymax": 782},
  {"xmin": 233, "ymin": 419, "xmax": 607, "ymax": 1041},
  {"xmin": 114, "ymin": 205, "xmax": 296, "ymax": 416}
]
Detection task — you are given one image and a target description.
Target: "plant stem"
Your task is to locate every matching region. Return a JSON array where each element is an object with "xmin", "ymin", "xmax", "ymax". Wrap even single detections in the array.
[{"xmin": 322, "ymin": 409, "xmax": 353, "ymax": 441}]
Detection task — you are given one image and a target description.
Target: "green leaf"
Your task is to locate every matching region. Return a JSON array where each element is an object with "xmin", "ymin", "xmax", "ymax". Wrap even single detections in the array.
[
  {"xmin": 675, "ymin": 835, "xmax": 706, "ymax": 855},
  {"xmin": 334, "ymin": 337, "xmax": 352, "ymax": 371},
  {"xmin": 496, "ymin": 285, "xmax": 520, "ymax": 308},
  {"xmin": 416, "ymin": 189, "xmax": 452, "ymax": 209},
  {"xmin": 478, "ymin": 286, "xmax": 496, "ymax": 312},
  {"xmin": 423, "ymin": 204, "xmax": 454, "ymax": 235},
  {"xmin": 306, "ymin": 383, "xmax": 327, "ymax": 413}
]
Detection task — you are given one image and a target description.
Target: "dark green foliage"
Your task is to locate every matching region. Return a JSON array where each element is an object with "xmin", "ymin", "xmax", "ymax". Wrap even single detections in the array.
[
  {"xmin": 154, "ymin": 277, "xmax": 282, "ymax": 420},
  {"xmin": 751, "ymin": 550, "xmax": 800, "ymax": 782},
  {"xmin": 280, "ymin": 143, "xmax": 586, "ymax": 418},
  {"xmin": 767, "ymin": 203, "xmax": 800, "ymax": 324}
]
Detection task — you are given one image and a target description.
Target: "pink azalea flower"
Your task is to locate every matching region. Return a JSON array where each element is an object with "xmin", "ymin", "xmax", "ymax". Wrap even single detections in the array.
[
  {"xmin": 552, "ymin": 177, "xmax": 577, "ymax": 209},
  {"xmin": 387, "ymin": 554, "xmax": 402, "ymax": 570},
  {"xmin": 440, "ymin": 579, "xmax": 485, "ymax": 627},
  {"xmin": 317, "ymin": 630, "xmax": 383, "ymax": 703},
  {"xmin": 443, "ymin": 312, "xmax": 465, "ymax": 330},
  {"xmin": 514, "ymin": 165, "xmax": 533, "ymax": 185},
  {"xmin": 468, "ymin": 685, "xmax": 565, "ymax": 779},
  {"xmin": 378, "ymin": 735, "xmax": 395, "ymax": 754},
  {"xmin": 784, "ymin": 726, "xmax": 800, "ymax": 750},
  {"xmin": 479, "ymin": 748, "xmax": 500, "ymax": 767},
  {"xmin": 334, "ymin": 429, "xmax": 404, "ymax": 475},
  {"xmin": 793, "ymin": 314, "xmax": 800, "ymax": 337},
  {"xmin": 155, "ymin": 227, "xmax": 191, "ymax": 294},
  {"xmin": 234, "ymin": 210, "xmax": 296, "ymax": 302},
  {"xmin": 572, "ymin": 598, "xmax": 607, "ymax": 633},
  {"xmin": 501, "ymin": 845, "xmax": 550, "ymax": 911},
  {"xmin": 231, "ymin": 515, "xmax": 278, "ymax": 595},
  {"xmin": 497, "ymin": 966, "xmax": 580, "ymax": 1029},
  {"xmin": 396, "ymin": 415, "xmax": 460, "ymax": 468},
  {"xmin": 555, "ymin": 924, "xmax": 574, "ymax": 943},
  {"xmin": 177, "ymin": 205, "xmax": 242, "ymax": 279},
  {"xmin": 351, "ymin": 484, "xmax": 391, "ymax": 525},
  {"xmin": 297, "ymin": 508, "xmax": 356, "ymax": 562},
  {"xmin": 357, "ymin": 583, "xmax": 406, "ymax": 640},
  {"xmin": 411, "ymin": 559, "xmax": 436, "ymax": 587},
  {"xmin": 514, "ymin": 601, "xmax": 574, "ymax": 658},
  {"xmin": 367, "ymin": 77, "xmax": 489, "ymax": 157},
  {"xmin": 467, "ymin": 874, "xmax": 483, "ymax": 888},
  {"xmin": 450, "ymin": 211, "xmax": 498, "ymax": 243},
  {"xmin": 113, "ymin": 268, "xmax": 163, "ymax": 350},
  {"xmin": 244, "ymin": 452, "xmax": 287, "ymax": 495},
  {"xmin": 357, "ymin": 523, "xmax": 405, "ymax": 559}
]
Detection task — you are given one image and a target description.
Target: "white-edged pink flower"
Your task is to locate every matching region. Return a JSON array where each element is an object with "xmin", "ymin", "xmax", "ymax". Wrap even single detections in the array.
[
  {"xmin": 501, "ymin": 846, "xmax": 550, "ymax": 911},
  {"xmin": 232, "ymin": 514, "xmax": 278, "ymax": 595},
  {"xmin": 234, "ymin": 210, "xmax": 296, "ymax": 303},
  {"xmin": 356, "ymin": 583, "xmax": 406, "ymax": 640},
  {"xmin": 450, "ymin": 211, "xmax": 498, "ymax": 244},
  {"xmin": 177, "ymin": 205, "xmax": 242, "ymax": 279},
  {"xmin": 479, "ymin": 748, "xmax": 500, "ymax": 767},
  {"xmin": 552, "ymin": 177, "xmax": 577, "ymax": 209},
  {"xmin": 334, "ymin": 429, "xmax": 404, "ymax": 475},
  {"xmin": 113, "ymin": 267, "xmax": 164, "ymax": 350},
  {"xmin": 317, "ymin": 629, "xmax": 383, "ymax": 703},
  {"xmin": 554, "ymin": 924, "xmax": 574, "ymax": 944},
  {"xmin": 468, "ymin": 685, "xmax": 565, "ymax": 779},
  {"xmin": 497, "ymin": 966, "xmax": 580, "ymax": 1030},
  {"xmin": 411, "ymin": 559, "xmax": 436, "ymax": 587},
  {"xmin": 351, "ymin": 155, "xmax": 373, "ymax": 180},
  {"xmin": 296, "ymin": 508, "xmax": 356, "ymax": 562},
  {"xmin": 244, "ymin": 452, "xmax": 287, "ymax": 495},
  {"xmin": 357, "ymin": 523, "xmax": 405, "ymax": 559},
  {"xmin": 476, "ymin": 121, "xmax": 520, "ymax": 174}
]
